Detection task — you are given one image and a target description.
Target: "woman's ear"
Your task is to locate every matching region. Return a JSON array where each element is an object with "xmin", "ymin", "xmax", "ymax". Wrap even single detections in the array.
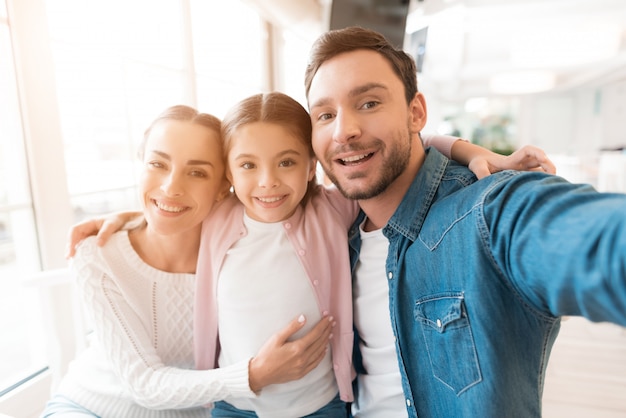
[
  {"xmin": 308, "ymin": 158, "xmax": 318, "ymax": 182},
  {"xmin": 217, "ymin": 173, "xmax": 232, "ymax": 202}
]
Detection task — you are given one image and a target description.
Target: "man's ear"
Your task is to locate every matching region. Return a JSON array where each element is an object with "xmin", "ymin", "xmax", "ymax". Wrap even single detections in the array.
[{"xmin": 409, "ymin": 92, "xmax": 427, "ymax": 133}]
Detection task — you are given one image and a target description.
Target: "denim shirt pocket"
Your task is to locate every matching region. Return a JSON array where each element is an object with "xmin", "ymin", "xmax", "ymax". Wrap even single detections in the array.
[{"xmin": 414, "ymin": 293, "xmax": 482, "ymax": 395}]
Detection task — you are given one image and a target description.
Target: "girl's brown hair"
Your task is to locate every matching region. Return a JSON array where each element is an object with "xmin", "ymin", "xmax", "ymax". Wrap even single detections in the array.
[{"xmin": 221, "ymin": 92, "xmax": 318, "ymax": 204}]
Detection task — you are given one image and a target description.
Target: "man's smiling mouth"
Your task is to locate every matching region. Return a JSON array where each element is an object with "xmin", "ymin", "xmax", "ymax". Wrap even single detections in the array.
[{"xmin": 339, "ymin": 152, "xmax": 374, "ymax": 165}]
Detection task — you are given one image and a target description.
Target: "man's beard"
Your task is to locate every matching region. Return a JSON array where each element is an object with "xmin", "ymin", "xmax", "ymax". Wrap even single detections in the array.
[{"xmin": 322, "ymin": 129, "xmax": 412, "ymax": 201}]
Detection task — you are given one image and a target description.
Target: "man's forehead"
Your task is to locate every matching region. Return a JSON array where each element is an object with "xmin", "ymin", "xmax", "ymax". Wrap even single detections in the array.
[{"xmin": 309, "ymin": 51, "xmax": 390, "ymax": 94}]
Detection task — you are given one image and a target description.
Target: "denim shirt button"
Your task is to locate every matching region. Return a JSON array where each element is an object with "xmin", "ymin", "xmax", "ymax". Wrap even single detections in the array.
[
  {"xmin": 406, "ymin": 399, "xmax": 411, "ymax": 407},
  {"xmin": 387, "ymin": 271, "xmax": 393, "ymax": 280},
  {"xmin": 436, "ymin": 319, "xmax": 442, "ymax": 328}
]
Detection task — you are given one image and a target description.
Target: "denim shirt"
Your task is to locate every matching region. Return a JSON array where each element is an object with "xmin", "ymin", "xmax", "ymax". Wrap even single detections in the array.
[{"xmin": 348, "ymin": 148, "xmax": 626, "ymax": 417}]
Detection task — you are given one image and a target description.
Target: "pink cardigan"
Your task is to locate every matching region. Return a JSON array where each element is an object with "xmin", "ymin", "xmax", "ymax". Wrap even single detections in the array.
[{"xmin": 194, "ymin": 187, "xmax": 359, "ymax": 402}]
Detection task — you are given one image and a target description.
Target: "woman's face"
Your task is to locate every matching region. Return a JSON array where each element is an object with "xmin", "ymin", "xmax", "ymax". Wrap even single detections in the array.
[{"xmin": 139, "ymin": 119, "xmax": 226, "ymax": 237}]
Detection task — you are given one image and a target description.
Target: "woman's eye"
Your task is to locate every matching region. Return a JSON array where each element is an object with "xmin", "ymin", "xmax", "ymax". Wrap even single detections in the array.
[
  {"xmin": 148, "ymin": 161, "xmax": 164, "ymax": 169},
  {"xmin": 241, "ymin": 162, "xmax": 255, "ymax": 170},
  {"xmin": 190, "ymin": 170, "xmax": 207, "ymax": 178}
]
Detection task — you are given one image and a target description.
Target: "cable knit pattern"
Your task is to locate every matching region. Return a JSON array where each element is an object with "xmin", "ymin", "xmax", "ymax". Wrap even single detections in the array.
[{"xmin": 52, "ymin": 231, "xmax": 255, "ymax": 417}]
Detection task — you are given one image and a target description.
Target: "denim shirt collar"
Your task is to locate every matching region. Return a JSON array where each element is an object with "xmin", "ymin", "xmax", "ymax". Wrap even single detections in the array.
[{"xmin": 384, "ymin": 148, "xmax": 448, "ymax": 242}]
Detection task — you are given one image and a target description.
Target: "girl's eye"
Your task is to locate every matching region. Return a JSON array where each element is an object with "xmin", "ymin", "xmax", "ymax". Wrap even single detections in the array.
[{"xmin": 279, "ymin": 159, "xmax": 295, "ymax": 168}]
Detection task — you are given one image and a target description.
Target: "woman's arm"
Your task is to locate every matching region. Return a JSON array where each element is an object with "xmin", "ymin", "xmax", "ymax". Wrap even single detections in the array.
[{"xmin": 423, "ymin": 134, "xmax": 556, "ymax": 179}]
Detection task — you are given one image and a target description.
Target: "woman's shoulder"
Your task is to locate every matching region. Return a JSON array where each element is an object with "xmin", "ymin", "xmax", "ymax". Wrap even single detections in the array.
[{"xmin": 71, "ymin": 231, "xmax": 129, "ymax": 276}]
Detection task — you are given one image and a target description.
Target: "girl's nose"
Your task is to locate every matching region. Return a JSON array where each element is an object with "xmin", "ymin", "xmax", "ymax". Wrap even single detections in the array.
[{"xmin": 259, "ymin": 168, "xmax": 279, "ymax": 188}]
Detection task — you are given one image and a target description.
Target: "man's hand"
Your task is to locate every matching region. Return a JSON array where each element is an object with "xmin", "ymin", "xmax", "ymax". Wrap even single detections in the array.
[{"xmin": 65, "ymin": 211, "xmax": 143, "ymax": 258}]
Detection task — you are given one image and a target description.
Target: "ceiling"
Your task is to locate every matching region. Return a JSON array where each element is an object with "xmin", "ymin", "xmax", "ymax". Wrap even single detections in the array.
[
  {"xmin": 250, "ymin": 0, "xmax": 626, "ymax": 102},
  {"xmin": 407, "ymin": 0, "xmax": 626, "ymax": 101}
]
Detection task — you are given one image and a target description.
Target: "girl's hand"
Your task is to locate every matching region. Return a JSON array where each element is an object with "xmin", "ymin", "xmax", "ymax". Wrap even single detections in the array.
[
  {"xmin": 248, "ymin": 314, "xmax": 334, "ymax": 393},
  {"xmin": 65, "ymin": 211, "xmax": 143, "ymax": 258}
]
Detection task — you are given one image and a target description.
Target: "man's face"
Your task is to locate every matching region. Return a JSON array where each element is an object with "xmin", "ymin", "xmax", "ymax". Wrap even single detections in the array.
[{"xmin": 307, "ymin": 49, "xmax": 423, "ymax": 201}]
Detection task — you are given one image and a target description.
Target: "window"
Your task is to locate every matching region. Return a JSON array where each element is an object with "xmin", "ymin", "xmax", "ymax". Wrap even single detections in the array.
[
  {"xmin": 0, "ymin": 6, "xmax": 47, "ymax": 391},
  {"xmin": 0, "ymin": 0, "xmax": 286, "ymax": 397}
]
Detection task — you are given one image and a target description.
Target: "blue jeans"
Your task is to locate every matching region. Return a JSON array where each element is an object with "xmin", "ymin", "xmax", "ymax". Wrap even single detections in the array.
[
  {"xmin": 211, "ymin": 394, "xmax": 347, "ymax": 417},
  {"xmin": 40, "ymin": 395, "xmax": 100, "ymax": 417}
]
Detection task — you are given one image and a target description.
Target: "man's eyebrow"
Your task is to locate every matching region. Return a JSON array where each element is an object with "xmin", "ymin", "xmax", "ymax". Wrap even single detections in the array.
[
  {"xmin": 310, "ymin": 82, "xmax": 388, "ymax": 109},
  {"xmin": 150, "ymin": 150, "xmax": 214, "ymax": 167}
]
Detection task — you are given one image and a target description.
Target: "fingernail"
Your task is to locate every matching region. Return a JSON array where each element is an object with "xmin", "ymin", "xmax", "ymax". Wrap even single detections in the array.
[
  {"xmin": 329, "ymin": 333, "xmax": 333, "ymax": 339},
  {"xmin": 298, "ymin": 314, "xmax": 305, "ymax": 323}
]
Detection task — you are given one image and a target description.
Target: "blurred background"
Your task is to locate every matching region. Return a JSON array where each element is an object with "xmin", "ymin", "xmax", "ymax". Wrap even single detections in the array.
[{"xmin": 1, "ymin": 0, "xmax": 625, "ymax": 416}]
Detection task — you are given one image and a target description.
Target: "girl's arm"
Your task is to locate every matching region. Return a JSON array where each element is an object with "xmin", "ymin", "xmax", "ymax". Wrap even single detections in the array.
[{"xmin": 423, "ymin": 134, "xmax": 556, "ymax": 179}]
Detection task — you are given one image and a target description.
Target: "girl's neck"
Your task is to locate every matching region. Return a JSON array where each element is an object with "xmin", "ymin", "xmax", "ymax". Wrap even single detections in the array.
[{"xmin": 128, "ymin": 225, "xmax": 200, "ymax": 273}]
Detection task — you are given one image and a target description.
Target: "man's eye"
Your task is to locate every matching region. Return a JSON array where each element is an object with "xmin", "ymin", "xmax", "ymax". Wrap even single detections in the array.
[
  {"xmin": 318, "ymin": 113, "xmax": 333, "ymax": 121},
  {"xmin": 362, "ymin": 101, "xmax": 378, "ymax": 110},
  {"xmin": 148, "ymin": 161, "xmax": 164, "ymax": 169}
]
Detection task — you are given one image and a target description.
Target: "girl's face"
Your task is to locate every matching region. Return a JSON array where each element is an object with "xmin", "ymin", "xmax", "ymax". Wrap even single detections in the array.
[
  {"xmin": 227, "ymin": 121, "xmax": 316, "ymax": 223},
  {"xmin": 140, "ymin": 120, "xmax": 226, "ymax": 237}
]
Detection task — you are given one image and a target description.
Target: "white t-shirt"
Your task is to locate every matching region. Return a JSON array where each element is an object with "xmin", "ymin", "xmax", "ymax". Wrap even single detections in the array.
[
  {"xmin": 352, "ymin": 221, "xmax": 408, "ymax": 417},
  {"xmin": 217, "ymin": 213, "xmax": 338, "ymax": 418}
]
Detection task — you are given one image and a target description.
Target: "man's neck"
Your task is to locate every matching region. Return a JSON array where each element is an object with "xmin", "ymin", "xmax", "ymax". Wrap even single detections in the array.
[{"xmin": 358, "ymin": 148, "xmax": 425, "ymax": 232}]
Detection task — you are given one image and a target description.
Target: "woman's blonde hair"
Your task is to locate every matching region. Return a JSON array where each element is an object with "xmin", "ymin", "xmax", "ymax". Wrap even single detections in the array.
[{"xmin": 138, "ymin": 104, "xmax": 222, "ymax": 160}]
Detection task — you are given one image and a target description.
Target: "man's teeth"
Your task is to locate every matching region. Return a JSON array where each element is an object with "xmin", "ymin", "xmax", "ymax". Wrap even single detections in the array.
[
  {"xmin": 155, "ymin": 201, "xmax": 185, "ymax": 212},
  {"xmin": 257, "ymin": 196, "xmax": 283, "ymax": 203},
  {"xmin": 341, "ymin": 153, "xmax": 370, "ymax": 163}
]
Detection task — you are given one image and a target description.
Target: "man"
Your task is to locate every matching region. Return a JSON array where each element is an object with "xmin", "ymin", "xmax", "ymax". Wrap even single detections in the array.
[{"xmin": 304, "ymin": 26, "xmax": 626, "ymax": 417}]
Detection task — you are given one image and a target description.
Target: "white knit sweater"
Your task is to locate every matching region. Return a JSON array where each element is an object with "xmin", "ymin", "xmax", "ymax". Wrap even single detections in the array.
[{"xmin": 54, "ymin": 231, "xmax": 255, "ymax": 417}]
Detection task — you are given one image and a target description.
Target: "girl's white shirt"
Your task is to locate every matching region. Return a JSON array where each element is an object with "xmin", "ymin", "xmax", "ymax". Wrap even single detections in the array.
[{"xmin": 217, "ymin": 212, "xmax": 338, "ymax": 417}]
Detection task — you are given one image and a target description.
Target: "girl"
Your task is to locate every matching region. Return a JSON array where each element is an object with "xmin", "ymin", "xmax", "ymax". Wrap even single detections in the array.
[{"xmin": 43, "ymin": 105, "xmax": 333, "ymax": 417}]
